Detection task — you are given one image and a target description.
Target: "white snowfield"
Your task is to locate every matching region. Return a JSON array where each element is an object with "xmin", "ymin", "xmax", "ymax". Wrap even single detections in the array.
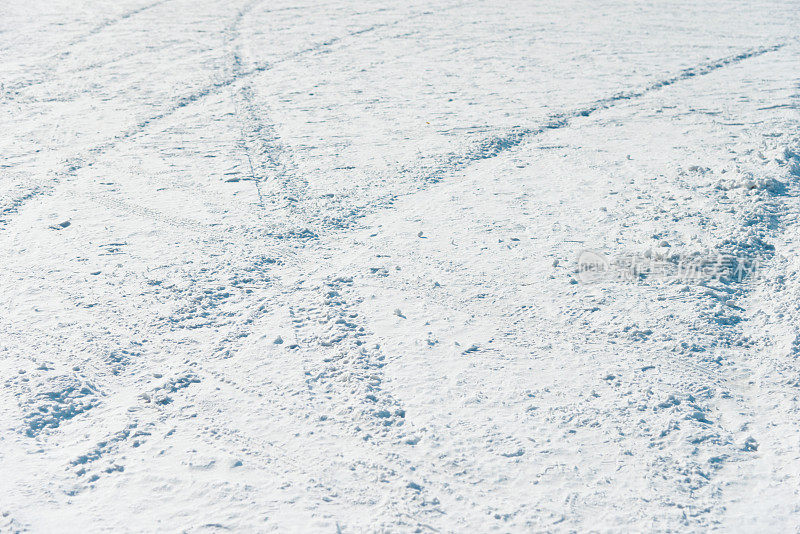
[{"xmin": 2, "ymin": 0, "xmax": 800, "ymax": 531}]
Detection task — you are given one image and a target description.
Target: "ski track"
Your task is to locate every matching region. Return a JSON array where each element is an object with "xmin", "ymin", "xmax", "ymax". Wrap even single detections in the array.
[
  {"xmin": 0, "ymin": 0, "xmax": 174, "ymax": 95},
  {"xmin": 186, "ymin": 26, "xmax": 794, "ymax": 526},
  {"xmin": 227, "ymin": 0, "xmax": 300, "ymax": 218},
  {"xmin": 3, "ymin": 1, "xmax": 800, "ymax": 531},
  {"xmin": 1, "ymin": 41, "xmax": 784, "ymax": 239},
  {"xmin": 0, "ymin": 1, "xmax": 469, "ymax": 227},
  {"xmin": 4, "ymin": 37, "xmax": 792, "ymax": 473},
  {"xmin": 305, "ymin": 44, "xmax": 788, "ymax": 233}
]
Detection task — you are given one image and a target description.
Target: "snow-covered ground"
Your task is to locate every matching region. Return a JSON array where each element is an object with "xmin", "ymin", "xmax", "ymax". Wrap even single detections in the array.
[{"xmin": 2, "ymin": 0, "xmax": 800, "ymax": 531}]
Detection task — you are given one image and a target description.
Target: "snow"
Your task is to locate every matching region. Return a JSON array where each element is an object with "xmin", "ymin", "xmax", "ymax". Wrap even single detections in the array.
[{"xmin": 2, "ymin": 0, "xmax": 800, "ymax": 531}]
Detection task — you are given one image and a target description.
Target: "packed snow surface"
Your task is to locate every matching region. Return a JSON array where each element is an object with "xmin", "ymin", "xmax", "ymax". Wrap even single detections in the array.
[{"xmin": 2, "ymin": 0, "xmax": 800, "ymax": 531}]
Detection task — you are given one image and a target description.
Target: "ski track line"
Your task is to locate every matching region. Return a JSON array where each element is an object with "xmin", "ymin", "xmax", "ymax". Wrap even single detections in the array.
[
  {"xmin": 46, "ymin": 189, "xmax": 303, "ymax": 268},
  {"xmin": 0, "ymin": 2, "xmax": 330, "ymax": 99},
  {"xmin": 225, "ymin": 1, "xmax": 474, "ymax": 223},
  {"xmin": 1, "ymin": 0, "xmax": 174, "ymax": 96},
  {"xmin": 63, "ymin": 0, "xmax": 172, "ymax": 52},
  {"xmin": 327, "ymin": 95, "xmax": 800, "ymax": 527},
  {"xmin": 6, "ymin": 42, "xmax": 786, "ymax": 427},
  {"xmin": 299, "ymin": 43, "xmax": 788, "ymax": 235},
  {"xmin": 0, "ymin": 2, "xmax": 469, "ymax": 228},
  {"xmin": 9, "ymin": 55, "xmax": 796, "ymax": 534},
  {"xmin": 18, "ymin": 40, "xmax": 779, "ymax": 243},
  {"xmin": 227, "ymin": 0, "xmax": 293, "ymax": 218},
  {"xmin": 0, "ymin": 32, "xmax": 786, "ymax": 226}
]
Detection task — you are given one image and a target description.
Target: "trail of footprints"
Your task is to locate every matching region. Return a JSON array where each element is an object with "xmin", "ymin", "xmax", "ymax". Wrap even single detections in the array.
[{"xmin": 289, "ymin": 275, "xmax": 409, "ymax": 440}]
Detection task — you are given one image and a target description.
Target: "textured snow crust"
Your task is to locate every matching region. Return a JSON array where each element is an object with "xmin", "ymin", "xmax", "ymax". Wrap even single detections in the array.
[{"xmin": 2, "ymin": 0, "xmax": 800, "ymax": 531}]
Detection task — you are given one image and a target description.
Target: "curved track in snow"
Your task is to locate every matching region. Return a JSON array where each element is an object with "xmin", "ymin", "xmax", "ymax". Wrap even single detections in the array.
[{"xmin": 2, "ymin": 0, "xmax": 800, "ymax": 531}]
